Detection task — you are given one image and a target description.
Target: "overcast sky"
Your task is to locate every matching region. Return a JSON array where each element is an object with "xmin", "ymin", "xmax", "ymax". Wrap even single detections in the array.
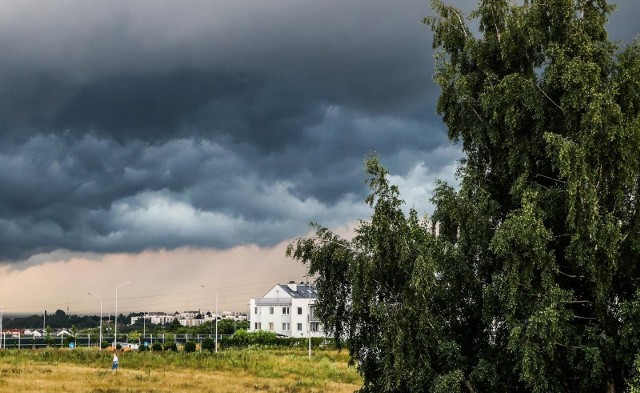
[{"xmin": 0, "ymin": 0, "xmax": 638, "ymax": 315}]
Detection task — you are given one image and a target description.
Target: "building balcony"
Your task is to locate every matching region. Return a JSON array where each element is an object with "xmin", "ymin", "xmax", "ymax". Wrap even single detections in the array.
[{"xmin": 255, "ymin": 298, "xmax": 292, "ymax": 306}]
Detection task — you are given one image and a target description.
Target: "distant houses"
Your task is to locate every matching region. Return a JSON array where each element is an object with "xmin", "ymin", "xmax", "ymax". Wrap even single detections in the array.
[
  {"xmin": 5, "ymin": 329, "xmax": 43, "ymax": 338},
  {"xmin": 130, "ymin": 312, "xmax": 173, "ymax": 326},
  {"xmin": 25, "ymin": 329, "xmax": 43, "ymax": 337},
  {"xmin": 249, "ymin": 281, "xmax": 325, "ymax": 338},
  {"xmin": 129, "ymin": 310, "xmax": 247, "ymax": 327}
]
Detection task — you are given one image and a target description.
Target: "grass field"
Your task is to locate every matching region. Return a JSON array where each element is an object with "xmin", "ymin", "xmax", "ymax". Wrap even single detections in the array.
[{"xmin": 0, "ymin": 347, "xmax": 362, "ymax": 392}]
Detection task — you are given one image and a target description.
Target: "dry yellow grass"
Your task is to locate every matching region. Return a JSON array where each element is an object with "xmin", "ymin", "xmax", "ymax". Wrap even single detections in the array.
[{"xmin": 0, "ymin": 348, "xmax": 362, "ymax": 393}]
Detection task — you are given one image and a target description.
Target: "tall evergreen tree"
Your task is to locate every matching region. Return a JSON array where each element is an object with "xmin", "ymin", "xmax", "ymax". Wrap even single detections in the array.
[{"xmin": 287, "ymin": 1, "xmax": 640, "ymax": 391}]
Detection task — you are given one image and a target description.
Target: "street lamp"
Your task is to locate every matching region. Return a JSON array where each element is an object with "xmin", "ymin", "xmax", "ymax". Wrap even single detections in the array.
[
  {"xmin": 1, "ymin": 305, "xmax": 3, "ymax": 350},
  {"xmin": 88, "ymin": 293, "xmax": 103, "ymax": 350},
  {"xmin": 114, "ymin": 281, "xmax": 131, "ymax": 347},
  {"xmin": 308, "ymin": 281, "xmax": 311, "ymax": 359},
  {"xmin": 41, "ymin": 309, "xmax": 47, "ymax": 347},
  {"xmin": 306, "ymin": 272, "xmax": 312, "ymax": 359},
  {"xmin": 201, "ymin": 285, "xmax": 218, "ymax": 353}
]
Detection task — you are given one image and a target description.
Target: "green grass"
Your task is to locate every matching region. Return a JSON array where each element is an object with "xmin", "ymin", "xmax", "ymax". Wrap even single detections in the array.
[{"xmin": 0, "ymin": 347, "xmax": 361, "ymax": 392}]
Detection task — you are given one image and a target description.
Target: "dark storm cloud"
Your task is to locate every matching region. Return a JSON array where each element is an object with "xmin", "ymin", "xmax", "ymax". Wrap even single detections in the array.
[
  {"xmin": 53, "ymin": 70, "xmax": 261, "ymax": 141},
  {"xmin": 0, "ymin": 0, "xmax": 434, "ymax": 123},
  {"xmin": 0, "ymin": 0, "xmax": 637, "ymax": 261}
]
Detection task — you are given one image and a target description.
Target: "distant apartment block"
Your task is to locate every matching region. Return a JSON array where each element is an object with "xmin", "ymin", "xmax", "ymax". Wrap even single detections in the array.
[
  {"xmin": 249, "ymin": 282, "xmax": 324, "ymax": 338},
  {"xmin": 130, "ymin": 312, "xmax": 173, "ymax": 326}
]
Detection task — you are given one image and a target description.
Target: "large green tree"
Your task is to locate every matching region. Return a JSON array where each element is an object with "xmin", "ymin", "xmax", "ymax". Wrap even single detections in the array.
[{"xmin": 287, "ymin": 0, "xmax": 640, "ymax": 392}]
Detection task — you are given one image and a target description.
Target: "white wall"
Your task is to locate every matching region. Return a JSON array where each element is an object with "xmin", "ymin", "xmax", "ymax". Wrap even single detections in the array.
[{"xmin": 249, "ymin": 294, "xmax": 324, "ymax": 338}]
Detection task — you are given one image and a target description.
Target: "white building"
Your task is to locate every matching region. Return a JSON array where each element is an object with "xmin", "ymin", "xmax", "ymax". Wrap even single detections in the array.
[
  {"xmin": 249, "ymin": 282, "xmax": 324, "ymax": 338},
  {"xmin": 131, "ymin": 311, "xmax": 222, "ymax": 327},
  {"xmin": 151, "ymin": 315, "xmax": 173, "ymax": 325},
  {"xmin": 131, "ymin": 312, "xmax": 173, "ymax": 326},
  {"xmin": 222, "ymin": 311, "xmax": 247, "ymax": 321}
]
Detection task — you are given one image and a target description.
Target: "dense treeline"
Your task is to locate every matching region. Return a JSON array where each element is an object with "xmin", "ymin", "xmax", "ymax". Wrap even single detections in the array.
[
  {"xmin": 2, "ymin": 310, "xmax": 98, "ymax": 329},
  {"xmin": 2, "ymin": 310, "xmax": 248, "ymax": 336},
  {"xmin": 288, "ymin": 0, "xmax": 640, "ymax": 392}
]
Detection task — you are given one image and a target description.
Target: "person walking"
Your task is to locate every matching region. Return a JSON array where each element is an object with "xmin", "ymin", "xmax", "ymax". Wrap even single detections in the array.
[{"xmin": 112, "ymin": 353, "xmax": 119, "ymax": 371}]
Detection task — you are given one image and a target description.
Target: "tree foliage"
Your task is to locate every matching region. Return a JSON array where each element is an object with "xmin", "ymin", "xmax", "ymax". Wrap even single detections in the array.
[
  {"xmin": 287, "ymin": 1, "xmax": 640, "ymax": 392},
  {"xmin": 2, "ymin": 310, "xmax": 99, "ymax": 330}
]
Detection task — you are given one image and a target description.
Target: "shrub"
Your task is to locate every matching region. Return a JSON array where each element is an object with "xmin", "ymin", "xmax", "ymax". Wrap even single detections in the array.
[
  {"xmin": 219, "ymin": 331, "xmax": 335, "ymax": 349},
  {"xmin": 163, "ymin": 341, "xmax": 177, "ymax": 351},
  {"xmin": 201, "ymin": 338, "xmax": 215, "ymax": 352},
  {"xmin": 151, "ymin": 342, "xmax": 163, "ymax": 352},
  {"xmin": 183, "ymin": 341, "xmax": 197, "ymax": 353},
  {"xmin": 221, "ymin": 329, "xmax": 278, "ymax": 348}
]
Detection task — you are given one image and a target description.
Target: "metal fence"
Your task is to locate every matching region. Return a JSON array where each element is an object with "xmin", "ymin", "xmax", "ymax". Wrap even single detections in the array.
[{"xmin": 0, "ymin": 333, "xmax": 227, "ymax": 349}]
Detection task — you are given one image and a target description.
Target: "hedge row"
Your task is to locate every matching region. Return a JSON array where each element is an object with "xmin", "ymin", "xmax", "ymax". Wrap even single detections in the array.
[{"xmin": 218, "ymin": 330, "xmax": 334, "ymax": 349}]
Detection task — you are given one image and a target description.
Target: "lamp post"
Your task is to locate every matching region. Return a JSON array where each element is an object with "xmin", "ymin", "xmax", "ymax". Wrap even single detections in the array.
[
  {"xmin": 114, "ymin": 281, "xmax": 131, "ymax": 347},
  {"xmin": 1, "ymin": 305, "xmax": 3, "ymax": 350},
  {"xmin": 201, "ymin": 285, "xmax": 218, "ymax": 353},
  {"xmin": 41, "ymin": 309, "xmax": 47, "ymax": 347},
  {"xmin": 308, "ymin": 280, "xmax": 312, "ymax": 359},
  {"xmin": 88, "ymin": 293, "xmax": 103, "ymax": 350}
]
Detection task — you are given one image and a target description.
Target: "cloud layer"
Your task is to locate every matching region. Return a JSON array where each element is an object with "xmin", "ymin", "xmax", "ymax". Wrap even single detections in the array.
[{"xmin": 0, "ymin": 0, "xmax": 637, "ymax": 261}]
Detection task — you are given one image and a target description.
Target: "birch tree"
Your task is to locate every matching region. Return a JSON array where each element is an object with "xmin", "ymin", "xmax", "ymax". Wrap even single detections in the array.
[{"xmin": 288, "ymin": 1, "xmax": 640, "ymax": 391}]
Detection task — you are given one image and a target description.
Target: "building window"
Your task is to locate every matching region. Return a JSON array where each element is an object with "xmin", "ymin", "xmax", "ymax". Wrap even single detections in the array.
[
  {"xmin": 310, "ymin": 322, "xmax": 319, "ymax": 332},
  {"xmin": 297, "ymin": 323, "xmax": 303, "ymax": 331},
  {"xmin": 282, "ymin": 307, "xmax": 290, "ymax": 315},
  {"xmin": 297, "ymin": 307, "xmax": 303, "ymax": 315},
  {"xmin": 254, "ymin": 307, "xmax": 258, "ymax": 314},
  {"xmin": 282, "ymin": 323, "xmax": 290, "ymax": 331},
  {"xmin": 269, "ymin": 307, "xmax": 274, "ymax": 314},
  {"xmin": 268, "ymin": 322, "xmax": 274, "ymax": 331},
  {"xmin": 255, "ymin": 322, "xmax": 261, "ymax": 330}
]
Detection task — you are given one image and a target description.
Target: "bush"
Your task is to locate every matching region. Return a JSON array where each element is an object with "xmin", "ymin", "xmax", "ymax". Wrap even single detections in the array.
[
  {"xmin": 100, "ymin": 341, "xmax": 110, "ymax": 349},
  {"xmin": 201, "ymin": 338, "xmax": 215, "ymax": 352},
  {"xmin": 183, "ymin": 341, "xmax": 197, "ymax": 353},
  {"xmin": 219, "ymin": 330, "xmax": 335, "ymax": 349},
  {"xmin": 221, "ymin": 330, "xmax": 277, "ymax": 348},
  {"xmin": 163, "ymin": 341, "xmax": 177, "ymax": 351},
  {"xmin": 151, "ymin": 342, "xmax": 163, "ymax": 352}
]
